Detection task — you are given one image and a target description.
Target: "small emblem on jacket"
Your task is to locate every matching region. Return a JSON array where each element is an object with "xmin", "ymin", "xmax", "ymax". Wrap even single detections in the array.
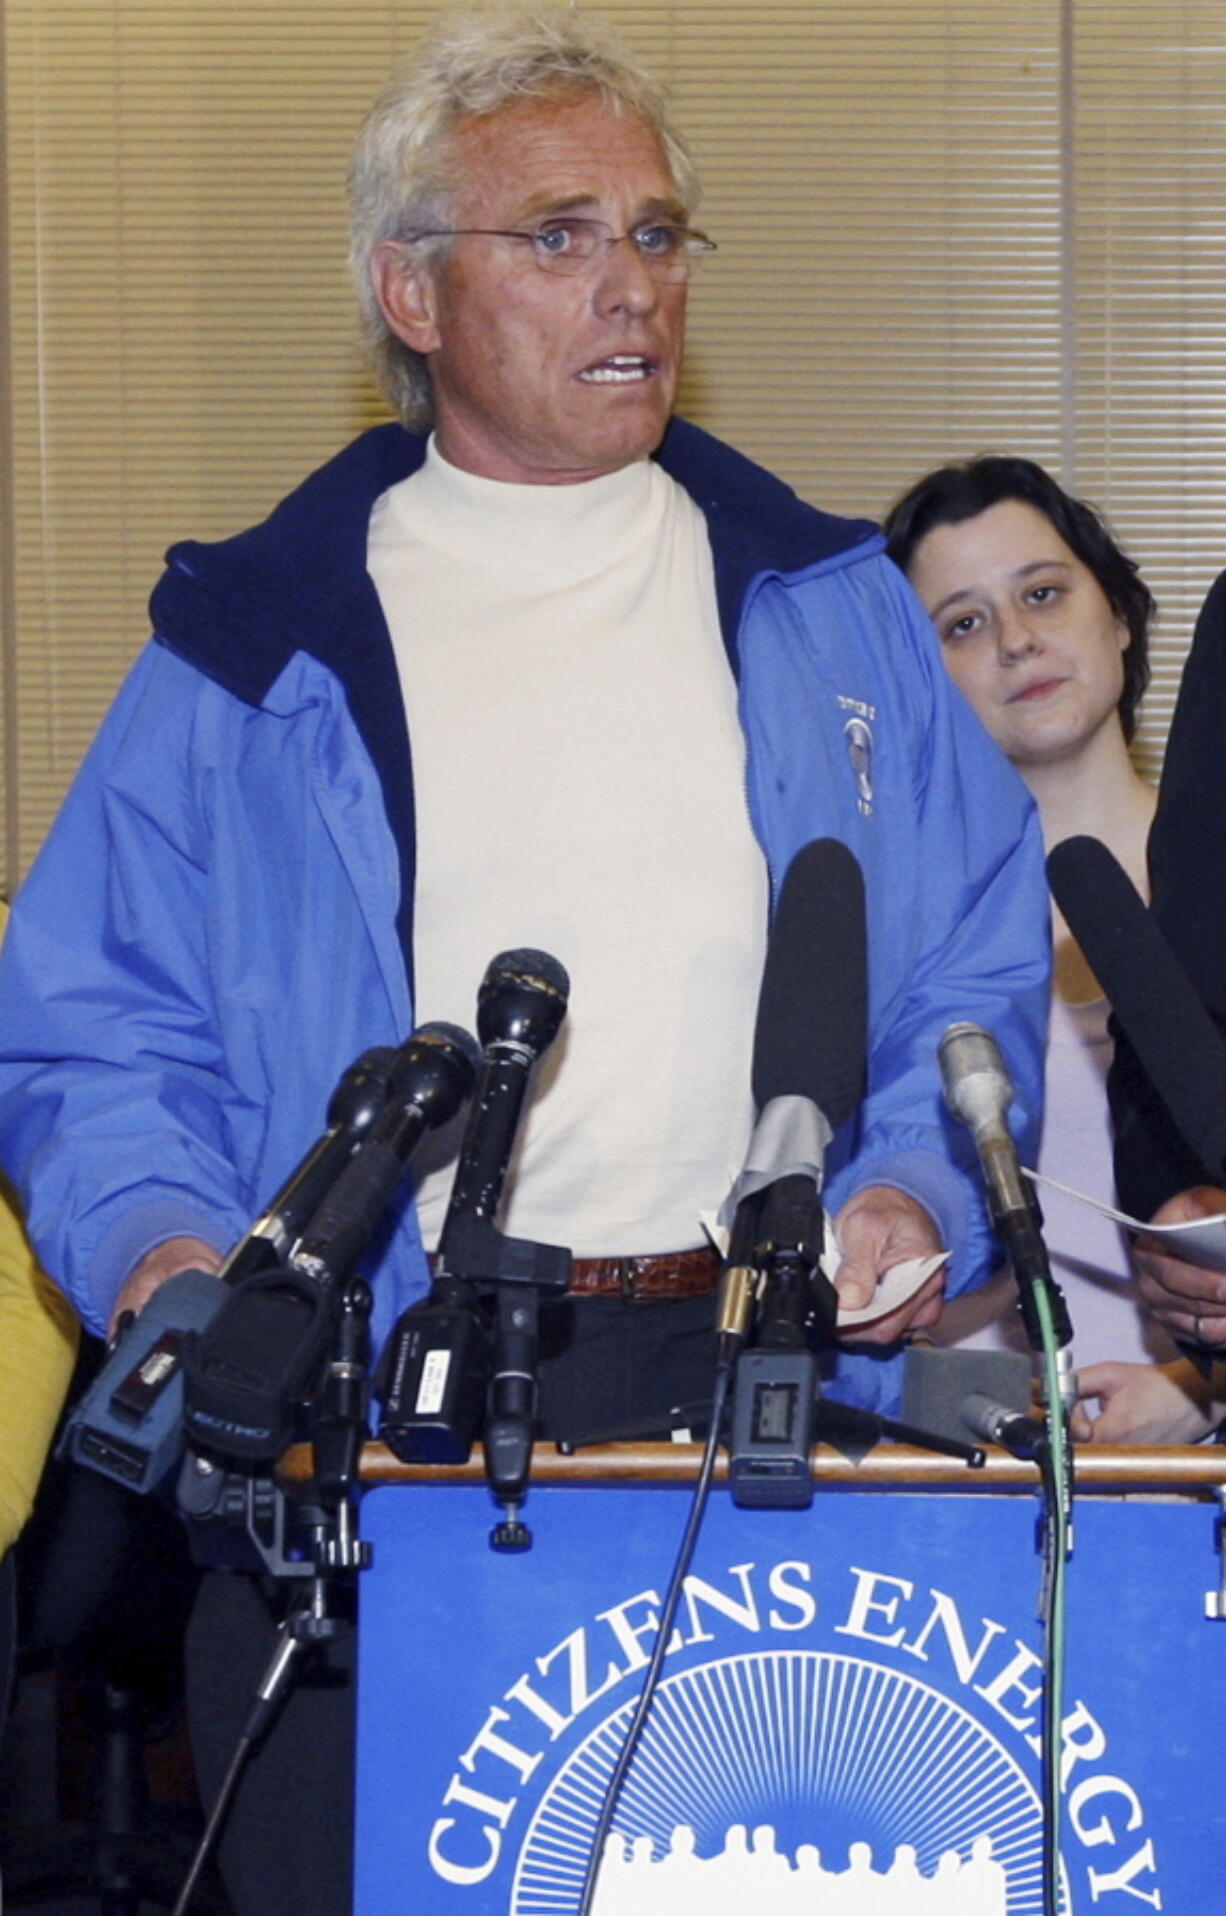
[{"xmin": 844, "ymin": 716, "xmax": 874, "ymax": 816}]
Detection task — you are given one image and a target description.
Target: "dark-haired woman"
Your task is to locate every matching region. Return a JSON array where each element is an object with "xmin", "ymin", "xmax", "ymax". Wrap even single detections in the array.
[{"xmin": 885, "ymin": 457, "xmax": 1224, "ymax": 1439}]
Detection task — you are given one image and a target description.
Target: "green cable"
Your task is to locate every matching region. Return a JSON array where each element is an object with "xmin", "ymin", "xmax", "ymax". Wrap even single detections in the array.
[{"xmin": 1030, "ymin": 1277, "xmax": 1073, "ymax": 1916}]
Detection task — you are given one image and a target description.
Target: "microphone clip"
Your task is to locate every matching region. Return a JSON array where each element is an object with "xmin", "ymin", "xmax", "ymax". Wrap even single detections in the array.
[{"xmin": 727, "ymin": 1192, "xmax": 838, "ymax": 1511}]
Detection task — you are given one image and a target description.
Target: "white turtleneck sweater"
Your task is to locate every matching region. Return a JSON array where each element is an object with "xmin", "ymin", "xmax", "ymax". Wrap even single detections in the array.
[{"xmin": 367, "ymin": 438, "xmax": 767, "ymax": 1257}]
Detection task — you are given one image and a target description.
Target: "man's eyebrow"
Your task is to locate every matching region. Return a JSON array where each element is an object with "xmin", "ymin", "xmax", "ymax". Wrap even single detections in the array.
[
  {"xmin": 512, "ymin": 189, "xmax": 689, "ymax": 224},
  {"xmin": 636, "ymin": 193, "xmax": 689, "ymax": 223}
]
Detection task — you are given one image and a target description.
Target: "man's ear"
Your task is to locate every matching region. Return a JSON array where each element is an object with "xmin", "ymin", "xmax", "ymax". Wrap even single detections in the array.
[{"xmin": 370, "ymin": 241, "xmax": 440, "ymax": 354}]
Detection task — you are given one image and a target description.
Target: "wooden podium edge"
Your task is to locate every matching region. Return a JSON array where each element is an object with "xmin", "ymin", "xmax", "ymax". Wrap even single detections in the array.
[{"xmin": 280, "ymin": 1439, "xmax": 1226, "ymax": 1498}]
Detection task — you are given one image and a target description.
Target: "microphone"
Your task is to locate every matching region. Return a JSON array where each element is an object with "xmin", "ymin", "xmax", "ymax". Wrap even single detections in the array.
[
  {"xmin": 290, "ymin": 1023, "xmax": 482, "ymax": 1288},
  {"xmin": 719, "ymin": 837, "xmax": 868, "ymax": 1351},
  {"xmin": 961, "ymin": 1391, "xmax": 1047, "ymax": 1461},
  {"xmin": 938, "ymin": 1022, "xmax": 1047, "ymax": 1284},
  {"xmin": 726, "ymin": 838, "xmax": 868, "ymax": 1509},
  {"xmin": 218, "ymin": 1046, "xmax": 407, "ymax": 1282},
  {"xmin": 378, "ymin": 950, "xmax": 572, "ymax": 1489},
  {"xmin": 61, "ymin": 1022, "xmax": 481, "ymax": 1490},
  {"xmin": 1046, "ymin": 834, "xmax": 1226, "ymax": 1182},
  {"xmin": 181, "ymin": 1021, "xmax": 481, "ymax": 1464},
  {"xmin": 437, "ymin": 949, "xmax": 570, "ymax": 1282},
  {"xmin": 937, "ymin": 1022, "xmax": 1074, "ymax": 1402}
]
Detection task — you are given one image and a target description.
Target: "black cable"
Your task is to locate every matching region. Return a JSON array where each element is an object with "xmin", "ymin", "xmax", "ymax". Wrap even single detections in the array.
[
  {"xmin": 167, "ymin": 1591, "xmax": 322, "ymax": 1912},
  {"xmin": 169, "ymin": 1717, "xmax": 261, "ymax": 1916},
  {"xmin": 575, "ymin": 1360, "xmax": 732, "ymax": 1916}
]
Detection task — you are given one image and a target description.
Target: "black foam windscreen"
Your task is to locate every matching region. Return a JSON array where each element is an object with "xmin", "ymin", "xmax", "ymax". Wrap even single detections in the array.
[
  {"xmin": 751, "ymin": 837, "xmax": 868, "ymax": 1128},
  {"xmin": 1046, "ymin": 833, "xmax": 1226, "ymax": 1182},
  {"xmin": 901, "ymin": 1344, "xmax": 1032, "ymax": 1447},
  {"xmin": 476, "ymin": 948, "xmax": 570, "ymax": 1055}
]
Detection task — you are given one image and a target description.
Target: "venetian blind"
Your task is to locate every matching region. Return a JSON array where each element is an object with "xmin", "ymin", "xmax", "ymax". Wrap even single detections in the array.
[
  {"xmin": 2, "ymin": 1, "xmax": 1222, "ymax": 885},
  {"xmin": 1070, "ymin": 0, "xmax": 1226, "ymax": 779}
]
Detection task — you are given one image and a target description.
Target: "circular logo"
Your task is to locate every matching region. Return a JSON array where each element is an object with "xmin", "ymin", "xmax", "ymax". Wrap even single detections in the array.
[{"xmin": 511, "ymin": 1649, "xmax": 1064, "ymax": 1912}]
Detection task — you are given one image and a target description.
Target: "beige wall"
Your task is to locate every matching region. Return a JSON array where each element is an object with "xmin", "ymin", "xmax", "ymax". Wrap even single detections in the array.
[{"xmin": 4, "ymin": 1, "xmax": 1225, "ymax": 888}]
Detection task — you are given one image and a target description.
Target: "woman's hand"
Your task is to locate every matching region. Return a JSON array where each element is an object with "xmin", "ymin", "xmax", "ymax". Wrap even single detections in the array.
[
  {"xmin": 1074, "ymin": 1358, "xmax": 1223, "ymax": 1445},
  {"xmin": 1133, "ymin": 1187, "xmax": 1226, "ymax": 1348}
]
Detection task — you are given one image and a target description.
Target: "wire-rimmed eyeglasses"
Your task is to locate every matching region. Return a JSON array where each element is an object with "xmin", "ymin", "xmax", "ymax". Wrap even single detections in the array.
[{"xmin": 404, "ymin": 215, "xmax": 716, "ymax": 282}]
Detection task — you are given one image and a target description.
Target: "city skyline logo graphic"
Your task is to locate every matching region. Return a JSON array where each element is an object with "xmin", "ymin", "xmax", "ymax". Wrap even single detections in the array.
[{"xmin": 512, "ymin": 1650, "xmax": 1058, "ymax": 1914}]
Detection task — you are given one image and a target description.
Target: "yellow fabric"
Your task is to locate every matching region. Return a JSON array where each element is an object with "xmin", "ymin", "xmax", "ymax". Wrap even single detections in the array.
[
  {"xmin": 0, "ymin": 903, "xmax": 79, "ymax": 1552},
  {"xmin": 0, "ymin": 1169, "xmax": 78, "ymax": 1553}
]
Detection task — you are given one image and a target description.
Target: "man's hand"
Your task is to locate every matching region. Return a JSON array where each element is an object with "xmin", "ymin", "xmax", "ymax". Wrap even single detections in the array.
[
  {"xmin": 1133, "ymin": 1186, "xmax": 1226, "ymax": 1348},
  {"xmin": 831, "ymin": 1186, "xmax": 945, "ymax": 1345},
  {"xmin": 108, "ymin": 1234, "xmax": 224, "ymax": 1340}
]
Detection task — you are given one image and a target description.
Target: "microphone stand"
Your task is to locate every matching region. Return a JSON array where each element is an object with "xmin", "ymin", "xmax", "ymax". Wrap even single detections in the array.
[
  {"xmin": 726, "ymin": 1181, "xmax": 984, "ymax": 1505},
  {"xmin": 706, "ymin": 1189, "xmax": 984, "ymax": 1482},
  {"xmin": 170, "ymin": 1277, "xmax": 374, "ymax": 1916},
  {"xmin": 379, "ymin": 949, "xmax": 572, "ymax": 1546},
  {"xmin": 727, "ymin": 1174, "xmax": 831, "ymax": 1507},
  {"xmin": 438, "ymin": 1212, "xmax": 571, "ymax": 1550}
]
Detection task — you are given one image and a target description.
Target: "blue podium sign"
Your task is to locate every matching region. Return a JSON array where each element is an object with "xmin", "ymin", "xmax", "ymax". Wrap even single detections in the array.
[{"xmin": 354, "ymin": 1468, "xmax": 1226, "ymax": 1912}]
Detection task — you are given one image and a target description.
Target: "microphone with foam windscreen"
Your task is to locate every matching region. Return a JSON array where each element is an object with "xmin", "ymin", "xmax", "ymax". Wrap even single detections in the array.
[
  {"xmin": 725, "ymin": 838, "xmax": 868, "ymax": 1508},
  {"xmin": 718, "ymin": 837, "xmax": 868, "ymax": 1353},
  {"xmin": 1046, "ymin": 834, "xmax": 1226, "ymax": 1184}
]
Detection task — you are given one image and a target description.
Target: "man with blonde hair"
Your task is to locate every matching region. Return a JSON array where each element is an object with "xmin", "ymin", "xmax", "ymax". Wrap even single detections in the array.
[{"xmin": 0, "ymin": 9, "xmax": 1046, "ymax": 1909}]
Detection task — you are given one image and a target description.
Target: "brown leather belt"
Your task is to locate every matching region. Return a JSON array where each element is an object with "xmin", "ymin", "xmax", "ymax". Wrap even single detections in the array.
[
  {"xmin": 565, "ymin": 1244, "xmax": 721, "ymax": 1299},
  {"xmin": 428, "ymin": 1243, "xmax": 722, "ymax": 1299}
]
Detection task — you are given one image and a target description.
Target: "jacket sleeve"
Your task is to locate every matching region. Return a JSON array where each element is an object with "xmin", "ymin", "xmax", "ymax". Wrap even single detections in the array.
[
  {"xmin": 751, "ymin": 549, "xmax": 1051, "ymax": 1297},
  {"xmin": 1110, "ymin": 568, "xmax": 1226, "ymax": 1217},
  {"xmin": 0, "ymin": 646, "xmax": 265, "ymax": 1333}
]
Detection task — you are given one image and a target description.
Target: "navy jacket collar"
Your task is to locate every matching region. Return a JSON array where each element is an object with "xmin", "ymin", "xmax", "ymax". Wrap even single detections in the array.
[
  {"xmin": 150, "ymin": 416, "xmax": 877, "ymax": 703},
  {"xmin": 149, "ymin": 419, "xmax": 878, "ymax": 979}
]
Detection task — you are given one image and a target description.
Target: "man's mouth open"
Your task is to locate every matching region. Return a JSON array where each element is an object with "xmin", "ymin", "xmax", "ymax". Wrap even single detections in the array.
[{"xmin": 577, "ymin": 355, "xmax": 654, "ymax": 385}]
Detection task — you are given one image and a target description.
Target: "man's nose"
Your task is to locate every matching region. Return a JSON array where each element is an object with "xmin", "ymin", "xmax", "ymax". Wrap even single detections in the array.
[{"xmin": 592, "ymin": 235, "xmax": 661, "ymax": 315}]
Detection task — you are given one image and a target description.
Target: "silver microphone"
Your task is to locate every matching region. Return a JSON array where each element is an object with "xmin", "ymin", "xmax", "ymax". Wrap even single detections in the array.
[
  {"xmin": 938, "ymin": 1021, "xmax": 1075, "ymax": 1413},
  {"xmin": 938, "ymin": 1021, "xmax": 1032, "ymax": 1217}
]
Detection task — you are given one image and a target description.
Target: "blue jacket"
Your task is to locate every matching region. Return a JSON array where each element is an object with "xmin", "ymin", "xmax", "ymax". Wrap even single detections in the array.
[{"xmin": 0, "ymin": 419, "xmax": 1048, "ymax": 1408}]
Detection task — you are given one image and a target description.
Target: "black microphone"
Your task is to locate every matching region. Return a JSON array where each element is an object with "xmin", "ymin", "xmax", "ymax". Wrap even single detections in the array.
[
  {"xmin": 218, "ymin": 1046, "xmax": 403, "ymax": 1282},
  {"xmin": 62, "ymin": 1024, "xmax": 481, "ymax": 1491},
  {"xmin": 1046, "ymin": 834, "xmax": 1226, "ymax": 1182},
  {"xmin": 466, "ymin": 952, "xmax": 572, "ymax": 1537},
  {"xmin": 181, "ymin": 1021, "xmax": 481, "ymax": 1464},
  {"xmin": 437, "ymin": 949, "xmax": 570, "ymax": 1282},
  {"xmin": 726, "ymin": 838, "xmax": 868, "ymax": 1510},
  {"xmin": 961, "ymin": 1391, "xmax": 1047, "ymax": 1461},
  {"xmin": 379, "ymin": 951, "xmax": 571, "ymax": 1488},
  {"xmin": 291, "ymin": 1022, "xmax": 482, "ymax": 1288},
  {"xmin": 720, "ymin": 837, "xmax": 868, "ymax": 1351},
  {"xmin": 937, "ymin": 1022, "xmax": 1075, "ymax": 1404}
]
